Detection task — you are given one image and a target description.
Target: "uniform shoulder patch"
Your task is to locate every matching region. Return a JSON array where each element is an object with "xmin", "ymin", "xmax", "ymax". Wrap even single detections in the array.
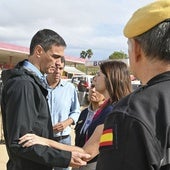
[{"xmin": 99, "ymin": 128, "xmax": 113, "ymax": 147}]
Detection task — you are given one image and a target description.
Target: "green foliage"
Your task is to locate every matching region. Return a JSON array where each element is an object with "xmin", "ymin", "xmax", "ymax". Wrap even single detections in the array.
[
  {"xmin": 80, "ymin": 49, "xmax": 93, "ymax": 59},
  {"xmin": 76, "ymin": 64, "xmax": 86, "ymax": 73},
  {"xmin": 76, "ymin": 64, "xmax": 98, "ymax": 75},
  {"xmin": 109, "ymin": 51, "xmax": 128, "ymax": 59}
]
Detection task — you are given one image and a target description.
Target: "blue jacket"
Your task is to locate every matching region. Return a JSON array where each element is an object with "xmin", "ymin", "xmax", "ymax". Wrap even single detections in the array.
[{"xmin": 75, "ymin": 103, "xmax": 113, "ymax": 163}]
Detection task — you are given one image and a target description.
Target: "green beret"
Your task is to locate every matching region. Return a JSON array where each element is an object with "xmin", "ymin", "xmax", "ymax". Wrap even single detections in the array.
[{"xmin": 124, "ymin": 0, "xmax": 170, "ymax": 38}]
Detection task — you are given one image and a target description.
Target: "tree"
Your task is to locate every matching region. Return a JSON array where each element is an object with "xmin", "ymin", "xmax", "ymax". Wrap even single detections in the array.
[
  {"xmin": 80, "ymin": 49, "xmax": 93, "ymax": 59},
  {"xmin": 109, "ymin": 51, "xmax": 128, "ymax": 60}
]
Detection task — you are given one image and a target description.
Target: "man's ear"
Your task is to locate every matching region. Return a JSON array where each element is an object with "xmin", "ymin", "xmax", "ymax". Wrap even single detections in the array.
[
  {"xmin": 34, "ymin": 45, "xmax": 43, "ymax": 57},
  {"xmin": 132, "ymin": 39, "xmax": 142, "ymax": 62}
]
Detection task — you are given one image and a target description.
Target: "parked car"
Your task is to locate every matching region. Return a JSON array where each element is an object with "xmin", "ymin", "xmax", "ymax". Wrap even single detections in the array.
[
  {"xmin": 71, "ymin": 75, "xmax": 94, "ymax": 91},
  {"xmin": 131, "ymin": 80, "xmax": 141, "ymax": 91}
]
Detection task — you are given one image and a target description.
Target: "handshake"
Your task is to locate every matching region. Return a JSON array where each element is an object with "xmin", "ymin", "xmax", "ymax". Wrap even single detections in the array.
[{"xmin": 69, "ymin": 151, "xmax": 91, "ymax": 168}]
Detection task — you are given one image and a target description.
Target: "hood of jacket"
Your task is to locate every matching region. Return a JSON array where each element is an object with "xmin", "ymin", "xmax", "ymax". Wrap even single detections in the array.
[{"xmin": 1, "ymin": 60, "xmax": 43, "ymax": 88}]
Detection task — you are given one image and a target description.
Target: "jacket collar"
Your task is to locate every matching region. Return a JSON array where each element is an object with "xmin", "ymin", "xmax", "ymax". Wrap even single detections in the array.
[{"xmin": 147, "ymin": 71, "xmax": 170, "ymax": 86}]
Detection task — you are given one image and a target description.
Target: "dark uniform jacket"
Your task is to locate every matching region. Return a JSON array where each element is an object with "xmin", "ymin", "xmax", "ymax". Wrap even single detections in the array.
[
  {"xmin": 96, "ymin": 71, "xmax": 170, "ymax": 170},
  {"xmin": 1, "ymin": 60, "xmax": 71, "ymax": 170}
]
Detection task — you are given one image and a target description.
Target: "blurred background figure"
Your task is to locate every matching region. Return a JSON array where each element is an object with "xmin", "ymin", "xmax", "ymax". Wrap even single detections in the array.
[
  {"xmin": 71, "ymin": 75, "xmax": 93, "ymax": 106},
  {"xmin": 77, "ymin": 77, "xmax": 88, "ymax": 106}
]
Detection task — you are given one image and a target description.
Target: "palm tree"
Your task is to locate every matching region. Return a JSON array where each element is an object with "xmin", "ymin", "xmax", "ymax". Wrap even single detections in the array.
[{"xmin": 80, "ymin": 49, "xmax": 93, "ymax": 59}]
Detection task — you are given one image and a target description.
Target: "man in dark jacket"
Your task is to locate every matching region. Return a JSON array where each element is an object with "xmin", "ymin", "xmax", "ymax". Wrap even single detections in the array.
[
  {"xmin": 1, "ymin": 29, "xmax": 90, "ymax": 170},
  {"xmin": 96, "ymin": 1, "xmax": 170, "ymax": 170}
]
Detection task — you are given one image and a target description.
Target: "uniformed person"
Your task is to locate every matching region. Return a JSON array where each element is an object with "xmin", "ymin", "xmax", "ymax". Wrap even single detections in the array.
[{"xmin": 96, "ymin": 1, "xmax": 170, "ymax": 170}]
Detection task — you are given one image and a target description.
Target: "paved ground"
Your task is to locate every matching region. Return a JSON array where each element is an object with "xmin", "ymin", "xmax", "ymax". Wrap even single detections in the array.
[
  {"xmin": 0, "ymin": 144, "xmax": 8, "ymax": 170},
  {"xmin": 0, "ymin": 113, "xmax": 8, "ymax": 170}
]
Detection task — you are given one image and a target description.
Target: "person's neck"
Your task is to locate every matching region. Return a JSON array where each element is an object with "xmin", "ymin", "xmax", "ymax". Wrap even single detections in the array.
[
  {"xmin": 28, "ymin": 56, "xmax": 40, "ymax": 70},
  {"xmin": 138, "ymin": 60, "xmax": 170, "ymax": 85},
  {"xmin": 103, "ymin": 91, "xmax": 110, "ymax": 101},
  {"xmin": 47, "ymin": 77, "xmax": 60, "ymax": 88},
  {"xmin": 91, "ymin": 100, "xmax": 105, "ymax": 111}
]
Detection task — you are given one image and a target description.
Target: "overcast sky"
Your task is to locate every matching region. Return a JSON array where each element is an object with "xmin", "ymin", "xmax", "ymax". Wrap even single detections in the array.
[{"xmin": 0, "ymin": 0, "xmax": 153, "ymax": 60}]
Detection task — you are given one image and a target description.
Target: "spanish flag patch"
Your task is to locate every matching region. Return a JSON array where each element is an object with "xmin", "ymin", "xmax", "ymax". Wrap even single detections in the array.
[{"xmin": 99, "ymin": 129, "xmax": 113, "ymax": 147}]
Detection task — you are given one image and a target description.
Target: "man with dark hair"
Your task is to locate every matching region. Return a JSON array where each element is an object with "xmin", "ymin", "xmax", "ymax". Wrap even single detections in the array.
[
  {"xmin": 96, "ymin": 1, "xmax": 170, "ymax": 170},
  {"xmin": 1, "ymin": 29, "xmax": 90, "ymax": 170},
  {"xmin": 46, "ymin": 56, "xmax": 80, "ymax": 170}
]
